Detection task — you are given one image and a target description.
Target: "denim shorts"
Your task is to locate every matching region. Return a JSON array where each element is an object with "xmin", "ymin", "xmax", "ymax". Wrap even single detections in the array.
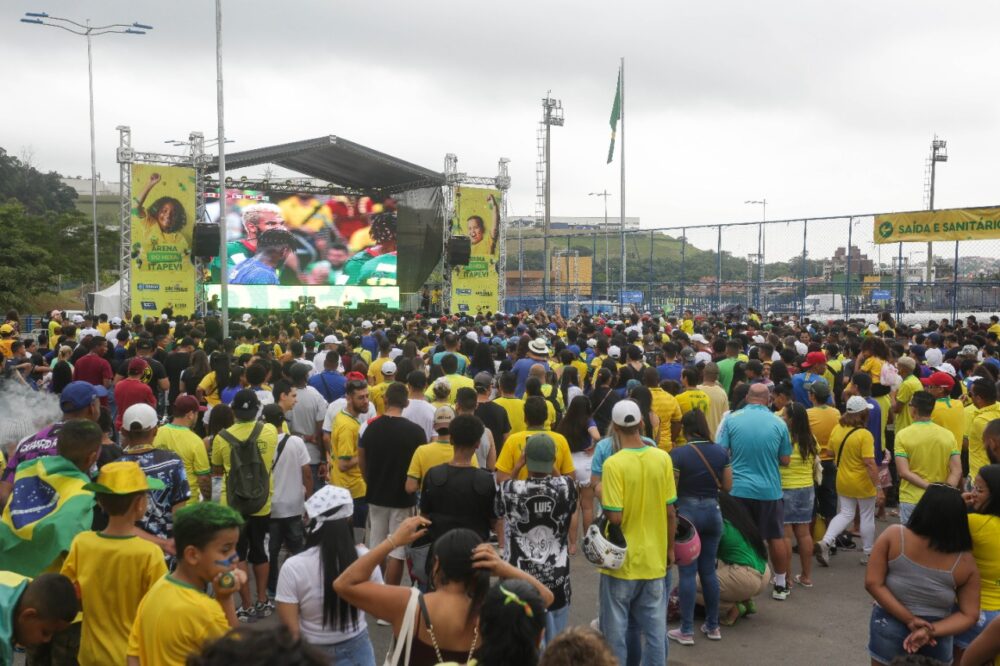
[
  {"xmin": 955, "ymin": 608, "xmax": 1000, "ymax": 649},
  {"xmin": 868, "ymin": 604, "xmax": 952, "ymax": 665},
  {"xmin": 782, "ymin": 487, "xmax": 815, "ymax": 524}
]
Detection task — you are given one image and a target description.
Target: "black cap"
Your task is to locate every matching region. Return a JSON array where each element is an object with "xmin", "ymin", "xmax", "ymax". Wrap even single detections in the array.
[
  {"xmin": 135, "ymin": 337, "xmax": 155, "ymax": 350},
  {"xmin": 231, "ymin": 389, "xmax": 260, "ymax": 420}
]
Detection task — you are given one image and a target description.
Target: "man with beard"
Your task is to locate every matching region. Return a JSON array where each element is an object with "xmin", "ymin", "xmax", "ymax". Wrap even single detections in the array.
[{"xmin": 209, "ymin": 203, "xmax": 286, "ymax": 281}]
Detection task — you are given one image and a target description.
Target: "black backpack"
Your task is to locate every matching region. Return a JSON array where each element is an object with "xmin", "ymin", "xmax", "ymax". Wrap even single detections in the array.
[{"xmin": 219, "ymin": 422, "xmax": 269, "ymax": 515}]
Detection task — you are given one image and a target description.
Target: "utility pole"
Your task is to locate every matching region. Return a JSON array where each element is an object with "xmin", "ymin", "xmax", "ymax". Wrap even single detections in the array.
[
  {"xmin": 926, "ymin": 137, "xmax": 947, "ymax": 283},
  {"xmin": 541, "ymin": 94, "xmax": 564, "ymax": 302},
  {"xmin": 589, "ymin": 190, "xmax": 611, "ymax": 297}
]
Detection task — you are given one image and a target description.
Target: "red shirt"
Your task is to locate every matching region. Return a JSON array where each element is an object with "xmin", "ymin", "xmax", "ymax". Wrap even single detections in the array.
[
  {"xmin": 113, "ymin": 378, "xmax": 156, "ymax": 430},
  {"xmin": 73, "ymin": 353, "xmax": 113, "ymax": 387}
]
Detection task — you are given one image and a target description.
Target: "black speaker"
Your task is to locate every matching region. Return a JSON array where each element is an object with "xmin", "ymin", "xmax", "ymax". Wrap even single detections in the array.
[
  {"xmin": 193, "ymin": 223, "xmax": 221, "ymax": 258},
  {"xmin": 447, "ymin": 237, "xmax": 471, "ymax": 266}
]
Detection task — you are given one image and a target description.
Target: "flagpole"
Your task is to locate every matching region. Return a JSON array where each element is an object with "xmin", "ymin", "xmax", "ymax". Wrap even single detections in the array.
[{"xmin": 619, "ymin": 56, "xmax": 626, "ymax": 313}]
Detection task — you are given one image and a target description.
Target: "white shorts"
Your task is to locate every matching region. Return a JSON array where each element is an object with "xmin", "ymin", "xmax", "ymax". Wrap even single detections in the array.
[
  {"xmin": 572, "ymin": 451, "xmax": 594, "ymax": 487},
  {"xmin": 367, "ymin": 505, "xmax": 415, "ymax": 560}
]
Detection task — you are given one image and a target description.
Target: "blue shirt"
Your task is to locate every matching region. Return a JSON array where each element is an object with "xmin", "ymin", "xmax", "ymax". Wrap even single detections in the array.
[
  {"xmin": 512, "ymin": 357, "xmax": 548, "ymax": 397},
  {"xmin": 865, "ymin": 396, "xmax": 884, "ymax": 461},
  {"xmin": 670, "ymin": 441, "xmax": 730, "ymax": 499},
  {"xmin": 308, "ymin": 370, "xmax": 346, "ymax": 403},
  {"xmin": 361, "ymin": 334, "xmax": 378, "ymax": 357},
  {"xmin": 657, "ymin": 362, "xmax": 683, "ymax": 383},
  {"xmin": 791, "ymin": 372, "xmax": 832, "ymax": 407},
  {"xmin": 230, "ymin": 257, "xmax": 279, "ymax": 285},
  {"xmin": 717, "ymin": 404, "xmax": 792, "ymax": 501},
  {"xmin": 591, "ymin": 435, "xmax": 658, "ymax": 476},
  {"xmin": 432, "ymin": 350, "xmax": 468, "ymax": 375}
]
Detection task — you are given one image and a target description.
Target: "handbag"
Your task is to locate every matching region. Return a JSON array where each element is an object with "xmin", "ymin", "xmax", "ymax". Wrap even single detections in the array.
[
  {"xmin": 384, "ymin": 586, "xmax": 420, "ymax": 666},
  {"xmin": 688, "ymin": 441, "xmax": 723, "ymax": 491},
  {"xmin": 835, "ymin": 428, "xmax": 863, "ymax": 466}
]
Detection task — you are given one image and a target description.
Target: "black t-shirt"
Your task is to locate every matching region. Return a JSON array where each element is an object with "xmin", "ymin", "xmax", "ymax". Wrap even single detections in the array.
[
  {"xmin": 419, "ymin": 465, "xmax": 496, "ymax": 545},
  {"xmin": 359, "ymin": 415, "xmax": 426, "ymax": 508},
  {"xmin": 164, "ymin": 351, "xmax": 191, "ymax": 403},
  {"xmin": 475, "ymin": 402, "xmax": 511, "ymax": 454}
]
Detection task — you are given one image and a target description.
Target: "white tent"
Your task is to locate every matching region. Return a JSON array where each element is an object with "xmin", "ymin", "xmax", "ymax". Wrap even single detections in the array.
[{"xmin": 90, "ymin": 281, "xmax": 122, "ymax": 319}]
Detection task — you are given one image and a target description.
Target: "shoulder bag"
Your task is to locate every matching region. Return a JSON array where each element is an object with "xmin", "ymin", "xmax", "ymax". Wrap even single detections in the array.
[{"xmin": 384, "ymin": 587, "xmax": 420, "ymax": 665}]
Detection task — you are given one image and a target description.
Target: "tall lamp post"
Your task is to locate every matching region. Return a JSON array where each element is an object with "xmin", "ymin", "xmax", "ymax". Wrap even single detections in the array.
[
  {"xmin": 20, "ymin": 12, "xmax": 152, "ymax": 296},
  {"xmin": 541, "ymin": 94, "xmax": 564, "ymax": 303},
  {"xmin": 745, "ymin": 199, "xmax": 767, "ymax": 309},
  {"xmin": 926, "ymin": 137, "xmax": 947, "ymax": 283},
  {"xmin": 589, "ymin": 190, "xmax": 612, "ymax": 297}
]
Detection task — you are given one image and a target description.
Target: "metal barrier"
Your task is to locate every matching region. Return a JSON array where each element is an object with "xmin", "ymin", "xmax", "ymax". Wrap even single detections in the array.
[{"xmin": 504, "ymin": 214, "xmax": 1000, "ymax": 322}]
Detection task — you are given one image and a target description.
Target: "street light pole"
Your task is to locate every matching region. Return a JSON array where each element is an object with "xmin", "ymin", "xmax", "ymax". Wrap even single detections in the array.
[
  {"xmin": 927, "ymin": 137, "xmax": 948, "ymax": 283},
  {"xmin": 745, "ymin": 199, "xmax": 767, "ymax": 309},
  {"xmin": 21, "ymin": 12, "xmax": 152, "ymax": 298},
  {"xmin": 589, "ymin": 190, "xmax": 612, "ymax": 297},
  {"xmin": 215, "ymin": 0, "xmax": 229, "ymax": 339}
]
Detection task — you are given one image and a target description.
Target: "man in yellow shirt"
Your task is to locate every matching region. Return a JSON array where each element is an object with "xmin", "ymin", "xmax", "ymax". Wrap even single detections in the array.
[
  {"xmin": 367, "ymin": 340, "xmax": 393, "ymax": 386},
  {"xmin": 405, "ymin": 406, "xmax": 480, "ymax": 493},
  {"xmin": 698, "ymin": 362, "xmax": 729, "ymax": 440},
  {"xmin": 368, "ymin": 360, "xmax": 397, "ymax": 415},
  {"xmin": 328, "ymin": 381, "xmax": 369, "ymax": 525},
  {"xmin": 495, "ymin": 397, "xmax": 575, "ymax": 481},
  {"xmin": 424, "ymin": 354, "xmax": 474, "ymax": 403},
  {"xmin": 968, "ymin": 378, "xmax": 1000, "ymax": 482},
  {"xmin": 127, "ymin": 503, "xmax": 246, "ymax": 666},
  {"xmin": 894, "ymin": 392, "xmax": 962, "ymax": 523},
  {"xmin": 598, "ymin": 399, "xmax": 677, "ymax": 665},
  {"xmin": 893, "ymin": 357, "xmax": 923, "ymax": 435},
  {"xmin": 808, "ymin": 382, "xmax": 841, "ymax": 524},
  {"xmin": 493, "ymin": 371, "xmax": 526, "ymax": 435},
  {"xmin": 154, "ymin": 396, "xmax": 211, "ymax": 501},
  {"xmin": 925, "ymin": 372, "xmax": 966, "ymax": 453},
  {"xmin": 674, "ymin": 368, "xmax": 710, "ymax": 446},
  {"xmin": 210, "ymin": 390, "xmax": 278, "ymax": 621},
  {"xmin": 644, "ymin": 368, "xmax": 682, "ymax": 451}
]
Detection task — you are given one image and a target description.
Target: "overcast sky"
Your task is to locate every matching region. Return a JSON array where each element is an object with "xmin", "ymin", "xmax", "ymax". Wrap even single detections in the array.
[{"xmin": 4, "ymin": 0, "xmax": 1000, "ymax": 237}]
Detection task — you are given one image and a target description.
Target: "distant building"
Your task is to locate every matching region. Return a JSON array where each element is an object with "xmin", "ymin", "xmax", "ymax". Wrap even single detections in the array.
[
  {"xmin": 60, "ymin": 177, "xmax": 120, "ymax": 196},
  {"xmin": 830, "ymin": 246, "xmax": 873, "ymax": 276},
  {"xmin": 509, "ymin": 215, "xmax": 640, "ymax": 231}
]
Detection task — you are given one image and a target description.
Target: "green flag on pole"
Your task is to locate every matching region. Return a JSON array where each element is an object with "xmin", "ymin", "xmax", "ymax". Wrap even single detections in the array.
[{"xmin": 607, "ymin": 67, "xmax": 622, "ymax": 164}]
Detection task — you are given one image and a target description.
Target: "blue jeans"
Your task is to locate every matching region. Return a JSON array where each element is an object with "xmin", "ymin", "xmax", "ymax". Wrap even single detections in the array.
[
  {"xmin": 543, "ymin": 604, "xmax": 570, "ymax": 648},
  {"xmin": 868, "ymin": 604, "xmax": 951, "ymax": 664},
  {"xmin": 676, "ymin": 496, "xmax": 723, "ymax": 634},
  {"xmin": 599, "ymin": 573, "xmax": 668, "ymax": 666},
  {"xmin": 315, "ymin": 628, "xmax": 376, "ymax": 666}
]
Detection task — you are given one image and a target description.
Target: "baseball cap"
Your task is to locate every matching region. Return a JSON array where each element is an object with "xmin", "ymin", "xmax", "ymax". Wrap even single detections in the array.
[
  {"xmin": 231, "ymin": 389, "xmax": 261, "ymax": 420},
  {"xmin": 0, "ymin": 324, "xmax": 12, "ymax": 334},
  {"xmin": 110, "ymin": 316, "xmax": 122, "ymax": 326},
  {"xmin": 128, "ymin": 358, "xmax": 149, "ymax": 375},
  {"xmin": 910, "ymin": 344, "xmax": 927, "ymax": 361},
  {"xmin": 135, "ymin": 338, "xmax": 155, "ymax": 350},
  {"xmin": 921, "ymin": 371, "xmax": 955, "ymax": 389},
  {"xmin": 362, "ymin": 320, "xmax": 373, "ymax": 329},
  {"xmin": 938, "ymin": 362, "xmax": 957, "ymax": 377},
  {"xmin": 434, "ymin": 405, "xmax": 456, "ymax": 426},
  {"xmin": 690, "ymin": 334, "xmax": 708, "ymax": 345},
  {"xmin": 801, "ymin": 351, "xmax": 827, "ymax": 369},
  {"xmin": 242, "ymin": 313, "xmax": 253, "ymax": 322},
  {"xmin": 473, "ymin": 372, "xmax": 494, "ymax": 391},
  {"xmin": 961, "ymin": 344, "xmax": 979, "ymax": 356},
  {"xmin": 845, "ymin": 396, "xmax": 874, "ymax": 414},
  {"xmin": 524, "ymin": 433, "xmax": 556, "ymax": 474},
  {"xmin": 346, "ymin": 371, "xmax": 366, "ymax": 382},
  {"xmin": 121, "ymin": 403, "xmax": 158, "ymax": 432},
  {"xmin": 173, "ymin": 394, "xmax": 206, "ymax": 417},
  {"xmin": 924, "ymin": 348, "xmax": 944, "ymax": 368},
  {"xmin": 59, "ymin": 381, "xmax": 108, "ymax": 413},
  {"xmin": 807, "ymin": 380, "xmax": 831, "ymax": 400},
  {"xmin": 466, "ymin": 331, "xmax": 479, "ymax": 342},
  {"xmin": 381, "ymin": 361, "xmax": 397, "ymax": 376},
  {"xmin": 608, "ymin": 345, "xmax": 621, "ymax": 359},
  {"xmin": 323, "ymin": 334, "xmax": 341, "ymax": 345},
  {"xmin": 84, "ymin": 461, "xmax": 164, "ymax": 494},
  {"xmin": 612, "ymin": 400, "xmax": 642, "ymax": 427}
]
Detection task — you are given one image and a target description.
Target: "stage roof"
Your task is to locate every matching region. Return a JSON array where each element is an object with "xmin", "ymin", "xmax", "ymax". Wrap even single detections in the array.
[{"xmin": 206, "ymin": 135, "xmax": 445, "ymax": 193}]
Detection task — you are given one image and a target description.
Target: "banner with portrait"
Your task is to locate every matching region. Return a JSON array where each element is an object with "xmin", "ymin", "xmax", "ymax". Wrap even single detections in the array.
[
  {"xmin": 129, "ymin": 164, "xmax": 196, "ymax": 316},
  {"xmin": 450, "ymin": 187, "xmax": 501, "ymax": 314}
]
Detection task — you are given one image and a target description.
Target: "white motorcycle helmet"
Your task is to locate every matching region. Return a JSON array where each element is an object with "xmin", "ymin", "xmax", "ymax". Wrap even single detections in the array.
[{"xmin": 582, "ymin": 515, "xmax": 628, "ymax": 570}]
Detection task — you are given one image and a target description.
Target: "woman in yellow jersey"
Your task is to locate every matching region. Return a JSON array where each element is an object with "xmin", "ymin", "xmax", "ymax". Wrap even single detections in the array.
[
  {"xmin": 197, "ymin": 352, "xmax": 231, "ymax": 409},
  {"xmin": 956, "ymin": 465, "xmax": 1000, "ymax": 662},
  {"xmin": 858, "ymin": 336, "xmax": 892, "ymax": 455},
  {"xmin": 780, "ymin": 404, "xmax": 818, "ymax": 588}
]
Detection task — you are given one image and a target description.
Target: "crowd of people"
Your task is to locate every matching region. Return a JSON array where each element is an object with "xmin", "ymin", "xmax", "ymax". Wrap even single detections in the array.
[{"xmin": 4, "ymin": 304, "xmax": 1000, "ymax": 665}]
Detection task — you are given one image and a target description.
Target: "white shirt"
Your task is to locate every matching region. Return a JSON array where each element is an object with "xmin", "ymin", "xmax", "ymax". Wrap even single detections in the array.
[
  {"xmin": 269, "ymin": 434, "xmax": 310, "ymax": 518},
  {"xmin": 401, "ymin": 399, "xmax": 436, "ymax": 441},
  {"xmin": 323, "ymin": 399, "xmax": 376, "ymax": 434},
  {"xmin": 276, "ymin": 544, "xmax": 382, "ymax": 646},
  {"xmin": 287, "ymin": 385, "xmax": 328, "ymax": 464},
  {"xmin": 567, "ymin": 385, "xmax": 584, "ymax": 403}
]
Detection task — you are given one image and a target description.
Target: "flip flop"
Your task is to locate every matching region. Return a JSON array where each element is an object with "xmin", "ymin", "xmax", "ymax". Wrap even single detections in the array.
[{"xmin": 793, "ymin": 574, "xmax": 813, "ymax": 588}]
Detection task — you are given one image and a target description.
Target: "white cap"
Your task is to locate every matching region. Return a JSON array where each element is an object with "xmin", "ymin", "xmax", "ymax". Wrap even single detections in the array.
[
  {"xmin": 752, "ymin": 334, "xmax": 765, "ymax": 344},
  {"xmin": 695, "ymin": 351, "xmax": 713, "ymax": 364},
  {"xmin": 845, "ymin": 396, "xmax": 874, "ymax": 414},
  {"xmin": 323, "ymin": 334, "xmax": 341, "ymax": 345},
  {"xmin": 608, "ymin": 345, "xmax": 621, "ymax": 359},
  {"xmin": 110, "ymin": 316, "xmax": 122, "ymax": 326},
  {"xmin": 482, "ymin": 325, "xmax": 491, "ymax": 335},
  {"xmin": 308, "ymin": 321, "xmax": 319, "ymax": 330},
  {"xmin": 466, "ymin": 331, "xmax": 479, "ymax": 341},
  {"xmin": 925, "ymin": 348, "xmax": 944, "ymax": 368},
  {"xmin": 121, "ymin": 403, "xmax": 158, "ymax": 432},
  {"xmin": 381, "ymin": 361, "xmax": 397, "ymax": 376},
  {"xmin": 362, "ymin": 320, "xmax": 373, "ymax": 329},
  {"xmin": 938, "ymin": 362, "xmax": 957, "ymax": 377},
  {"xmin": 168, "ymin": 321, "xmax": 176, "ymax": 328},
  {"xmin": 867, "ymin": 324, "xmax": 878, "ymax": 334},
  {"xmin": 160, "ymin": 313, "xmax": 169, "ymax": 321},
  {"xmin": 242, "ymin": 313, "xmax": 252, "ymax": 322},
  {"xmin": 72, "ymin": 314, "xmax": 85, "ymax": 324},
  {"xmin": 690, "ymin": 334, "xmax": 708, "ymax": 345},
  {"xmin": 612, "ymin": 400, "xmax": 642, "ymax": 427},
  {"xmin": 794, "ymin": 340, "xmax": 808, "ymax": 356},
  {"xmin": 587, "ymin": 338, "xmax": 598, "ymax": 348}
]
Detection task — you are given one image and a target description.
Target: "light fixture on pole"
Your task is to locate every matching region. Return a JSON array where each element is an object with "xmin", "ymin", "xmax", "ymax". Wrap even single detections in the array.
[
  {"xmin": 21, "ymin": 12, "xmax": 152, "ymax": 296},
  {"xmin": 745, "ymin": 199, "xmax": 767, "ymax": 309},
  {"xmin": 589, "ymin": 191, "xmax": 612, "ymax": 297},
  {"xmin": 541, "ymin": 94, "xmax": 564, "ymax": 302},
  {"xmin": 215, "ymin": 0, "xmax": 229, "ymax": 338},
  {"xmin": 926, "ymin": 137, "xmax": 947, "ymax": 283}
]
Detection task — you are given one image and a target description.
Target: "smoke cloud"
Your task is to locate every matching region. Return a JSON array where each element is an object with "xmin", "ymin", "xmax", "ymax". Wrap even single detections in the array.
[{"xmin": 0, "ymin": 379, "xmax": 61, "ymax": 456}]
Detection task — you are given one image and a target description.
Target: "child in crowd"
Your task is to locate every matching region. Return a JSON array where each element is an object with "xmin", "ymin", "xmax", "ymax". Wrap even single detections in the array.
[
  {"xmin": 0, "ymin": 572, "xmax": 78, "ymax": 664},
  {"xmin": 127, "ymin": 502, "xmax": 248, "ymax": 666},
  {"xmin": 61, "ymin": 461, "xmax": 169, "ymax": 666}
]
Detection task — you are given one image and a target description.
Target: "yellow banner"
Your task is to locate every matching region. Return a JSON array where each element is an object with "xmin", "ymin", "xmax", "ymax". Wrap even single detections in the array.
[
  {"xmin": 450, "ymin": 187, "xmax": 501, "ymax": 314},
  {"xmin": 130, "ymin": 164, "xmax": 197, "ymax": 316},
  {"xmin": 874, "ymin": 207, "xmax": 1000, "ymax": 244}
]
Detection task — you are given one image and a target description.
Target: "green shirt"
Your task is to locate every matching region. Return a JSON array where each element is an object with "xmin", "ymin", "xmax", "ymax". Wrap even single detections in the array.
[
  {"xmin": 717, "ymin": 357, "xmax": 739, "ymax": 394},
  {"xmin": 716, "ymin": 519, "xmax": 766, "ymax": 573}
]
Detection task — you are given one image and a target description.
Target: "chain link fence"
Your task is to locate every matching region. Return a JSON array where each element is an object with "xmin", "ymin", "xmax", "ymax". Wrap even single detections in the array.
[{"xmin": 505, "ymin": 214, "xmax": 1000, "ymax": 322}]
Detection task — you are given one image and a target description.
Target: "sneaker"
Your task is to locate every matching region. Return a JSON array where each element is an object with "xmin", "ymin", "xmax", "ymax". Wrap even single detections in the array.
[
  {"xmin": 814, "ymin": 541, "xmax": 831, "ymax": 567},
  {"xmin": 701, "ymin": 624, "xmax": 722, "ymax": 641},
  {"xmin": 254, "ymin": 600, "xmax": 274, "ymax": 618},
  {"xmin": 667, "ymin": 629, "xmax": 695, "ymax": 646},
  {"xmin": 744, "ymin": 600, "xmax": 757, "ymax": 615},
  {"xmin": 860, "ymin": 553, "xmax": 870, "ymax": 565},
  {"xmin": 771, "ymin": 584, "xmax": 790, "ymax": 601},
  {"xmin": 236, "ymin": 606, "xmax": 255, "ymax": 623}
]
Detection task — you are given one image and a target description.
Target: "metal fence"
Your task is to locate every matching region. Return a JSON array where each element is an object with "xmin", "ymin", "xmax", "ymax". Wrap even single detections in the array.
[{"xmin": 504, "ymin": 214, "xmax": 1000, "ymax": 322}]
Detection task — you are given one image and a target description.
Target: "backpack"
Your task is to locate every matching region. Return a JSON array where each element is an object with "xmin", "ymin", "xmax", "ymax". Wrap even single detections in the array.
[
  {"xmin": 543, "ymin": 384, "xmax": 563, "ymax": 425},
  {"xmin": 219, "ymin": 422, "xmax": 269, "ymax": 515}
]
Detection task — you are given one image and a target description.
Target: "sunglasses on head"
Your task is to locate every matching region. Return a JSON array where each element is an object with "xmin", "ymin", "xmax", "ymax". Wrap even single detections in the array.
[{"xmin": 347, "ymin": 379, "xmax": 367, "ymax": 391}]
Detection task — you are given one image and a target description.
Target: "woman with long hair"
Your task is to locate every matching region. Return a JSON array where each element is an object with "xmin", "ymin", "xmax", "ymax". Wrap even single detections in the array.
[
  {"xmin": 473, "ymin": 579, "xmax": 547, "ymax": 666},
  {"xmin": 780, "ymin": 402, "xmax": 819, "ymax": 588},
  {"xmin": 219, "ymin": 365, "xmax": 245, "ymax": 406},
  {"xmin": 556, "ymin": 395, "xmax": 601, "ymax": 532},
  {"xmin": 468, "ymin": 342, "xmax": 495, "ymax": 378},
  {"xmin": 865, "ymin": 485, "xmax": 979, "ymax": 665},
  {"xmin": 768, "ymin": 360, "xmax": 792, "ymax": 386},
  {"xmin": 559, "ymin": 366, "xmax": 582, "ymax": 405},
  {"xmin": 50, "ymin": 347, "xmax": 74, "ymax": 395},
  {"xmin": 335, "ymin": 522, "xmax": 553, "ymax": 666},
  {"xmin": 276, "ymin": 486, "xmax": 379, "ymax": 665},
  {"xmin": 181, "ymin": 349, "xmax": 211, "ymax": 397},
  {"xmin": 197, "ymin": 351, "xmax": 231, "ymax": 407},
  {"xmin": 858, "ymin": 335, "xmax": 892, "ymax": 444},
  {"xmin": 628, "ymin": 386, "xmax": 660, "ymax": 442},
  {"xmin": 590, "ymin": 367, "xmax": 619, "ymax": 437},
  {"xmin": 667, "ymin": 410, "xmax": 733, "ymax": 645},
  {"xmin": 954, "ymin": 464, "xmax": 1000, "ymax": 662}
]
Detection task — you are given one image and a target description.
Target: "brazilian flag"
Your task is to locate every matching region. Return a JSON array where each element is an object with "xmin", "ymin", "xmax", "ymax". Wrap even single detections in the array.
[
  {"xmin": 0, "ymin": 457, "xmax": 94, "ymax": 577},
  {"xmin": 0, "ymin": 571, "xmax": 30, "ymax": 665}
]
